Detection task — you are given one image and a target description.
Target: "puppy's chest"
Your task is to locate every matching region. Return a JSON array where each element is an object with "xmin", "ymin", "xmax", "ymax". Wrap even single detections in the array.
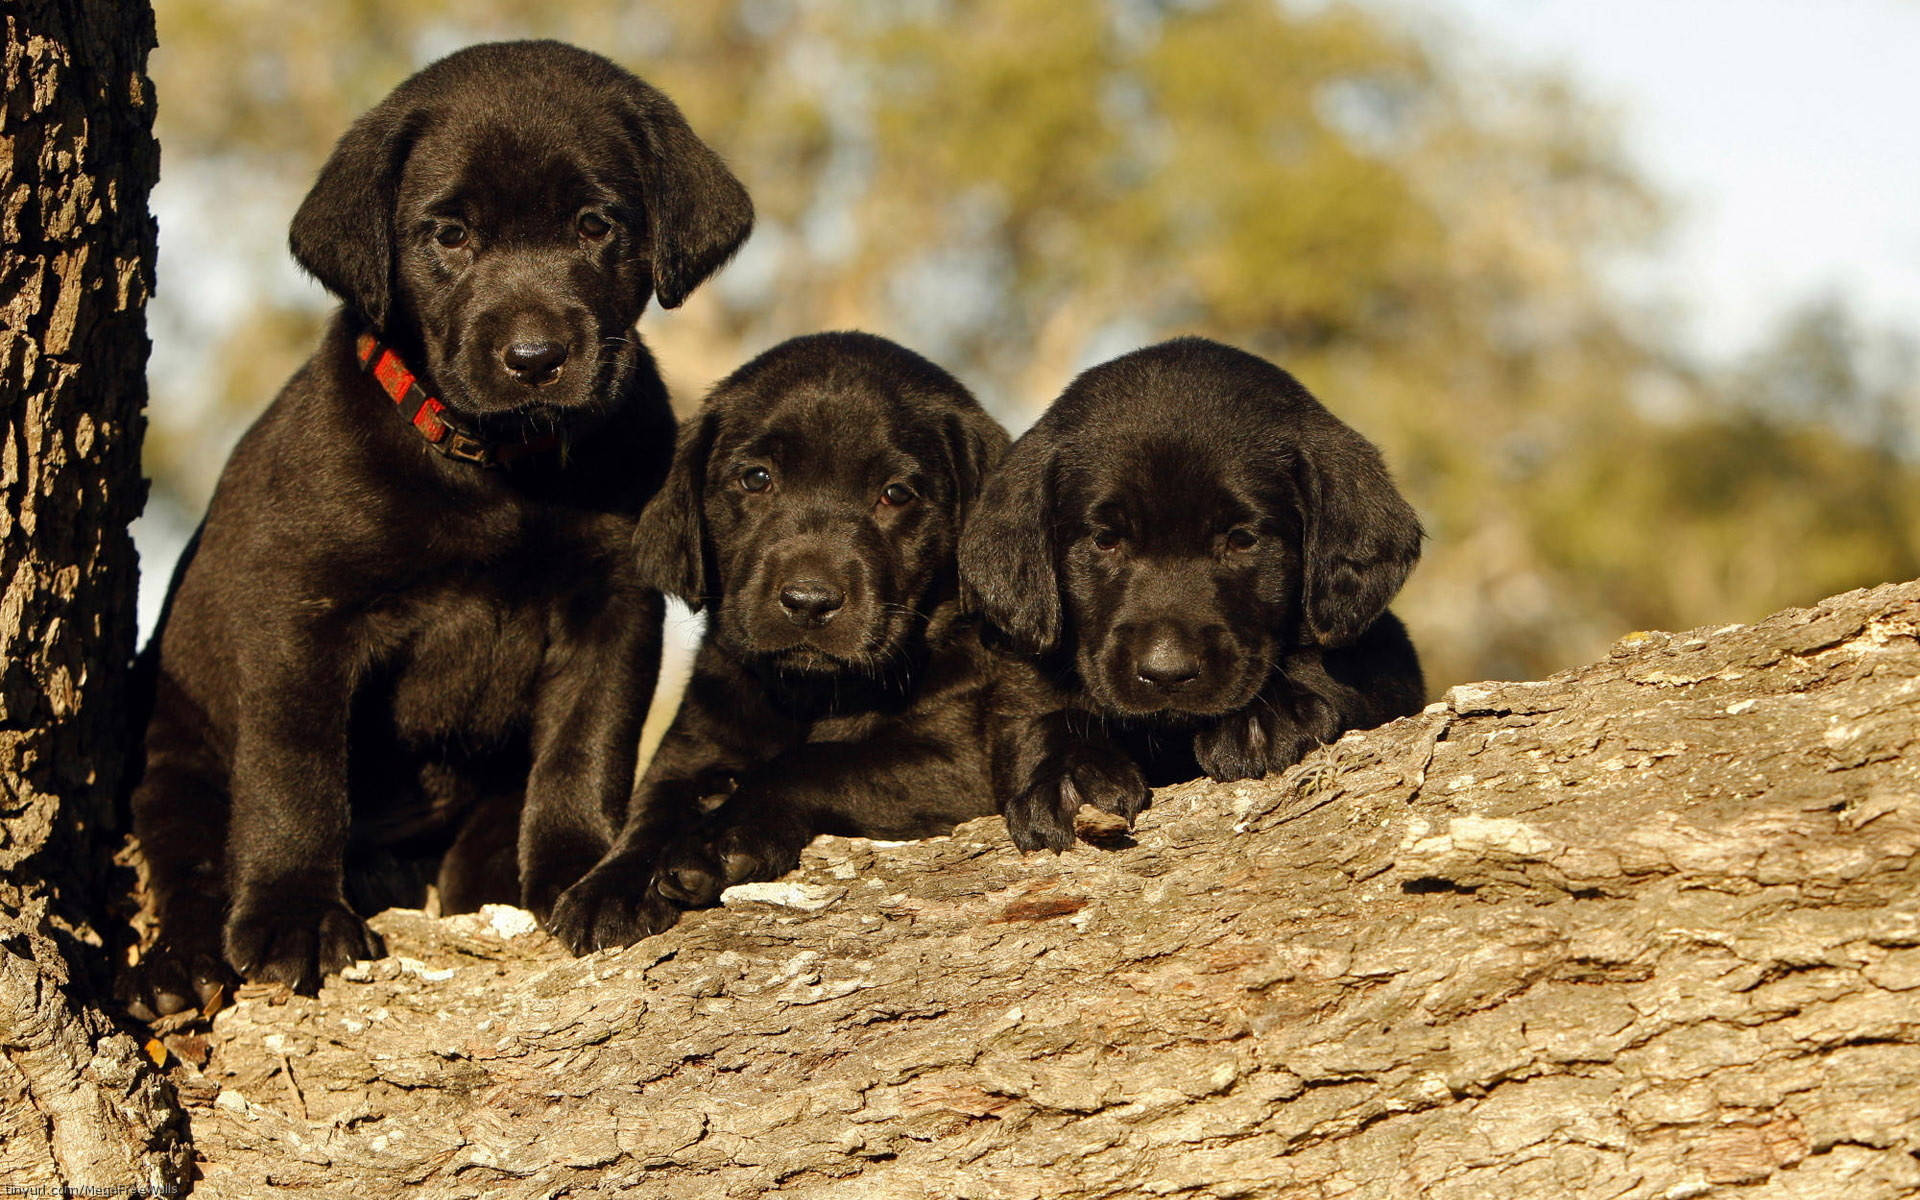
[
  {"xmin": 364, "ymin": 582, "xmax": 554, "ymax": 746},
  {"xmin": 779, "ymin": 641, "xmax": 990, "ymax": 744},
  {"xmin": 362, "ymin": 511, "xmax": 635, "ymax": 745},
  {"xmin": 800, "ymin": 708, "xmax": 891, "ymax": 746},
  {"xmin": 790, "ymin": 662, "xmax": 990, "ymax": 749}
]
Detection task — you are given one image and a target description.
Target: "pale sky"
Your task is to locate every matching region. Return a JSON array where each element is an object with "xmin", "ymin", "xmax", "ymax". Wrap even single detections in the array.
[{"xmin": 1388, "ymin": 0, "xmax": 1920, "ymax": 361}]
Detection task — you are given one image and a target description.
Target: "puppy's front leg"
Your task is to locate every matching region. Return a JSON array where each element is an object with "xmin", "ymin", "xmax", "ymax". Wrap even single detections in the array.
[
  {"xmin": 544, "ymin": 666, "xmax": 752, "ymax": 953},
  {"xmin": 224, "ymin": 643, "xmax": 382, "ymax": 993},
  {"xmin": 546, "ymin": 768, "xmax": 732, "ymax": 954},
  {"xmin": 519, "ymin": 588, "xmax": 663, "ymax": 919}
]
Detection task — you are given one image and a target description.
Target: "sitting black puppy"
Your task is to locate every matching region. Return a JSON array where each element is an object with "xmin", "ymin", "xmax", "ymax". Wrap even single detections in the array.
[
  {"xmin": 126, "ymin": 41, "xmax": 752, "ymax": 1008},
  {"xmin": 548, "ymin": 332, "xmax": 1009, "ymax": 952},
  {"xmin": 958, "ymin": 337, "xmax": 1425, "ymax": 851}
]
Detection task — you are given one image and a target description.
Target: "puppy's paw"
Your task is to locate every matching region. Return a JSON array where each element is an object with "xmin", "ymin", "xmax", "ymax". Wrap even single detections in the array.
[
  {"xmin": 1005, "ymin": 748, "xmax": 1151, "ymax": 853},
  {"xmin": 548, "ymin": 865, "xmax": 678, "ymax": 955},
  {"xmin": 121, "ymin": 938, "xmax": 236, "ymax": 1022},
  {"xmin": 1072, "ymin": 748, "xmax": 1151, "ymax": 824},
  {"xmin": 652, "ymin": 824, "xmax": 798, "ymax": 908},
  {"xmin": 519, "ymin": 853, "xmax": 607, "ymax": 924},
  {"xmin": 1193, "ymin": 709, "xmax": 1318, "ymax": 783},
  {"xmin": 225, "ymin": 900, "xmax": 383, "ymax": 994},
  {"xmin": 1003, "ymin": 768, "xmax": 1079, "ymax": 854}
]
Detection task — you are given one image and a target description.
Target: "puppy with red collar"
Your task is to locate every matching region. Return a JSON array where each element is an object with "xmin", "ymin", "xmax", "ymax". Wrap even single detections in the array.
[{"xmin": 127, "ymin": 41, "xmax": 751, "ymax": 1011}]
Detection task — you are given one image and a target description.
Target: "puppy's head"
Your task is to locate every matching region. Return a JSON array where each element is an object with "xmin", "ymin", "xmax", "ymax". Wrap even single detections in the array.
[
  {"xmin": 290, "ymin": 41, "xmax": 752, "ymax": 420},
  {"xmin": 959, "ymin": 337, "xmax": 1420, "ymax": 720},
  {"xmin": 635, "ymin": 333, "xmax": 1006, "ymax": 674}
]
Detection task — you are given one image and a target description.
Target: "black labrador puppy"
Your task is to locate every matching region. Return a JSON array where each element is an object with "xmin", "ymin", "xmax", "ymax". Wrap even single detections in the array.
[
  {"xmin": 127, "ymin": 41, "xmax": 752, "ymax": 1007},
  {"xmin": 548, "ymin": 332, "xmax": 1009, "ymax": 952},
  {"xmin": 958, "ymin": 337, "xmax": 1426, "ymax": 851}
]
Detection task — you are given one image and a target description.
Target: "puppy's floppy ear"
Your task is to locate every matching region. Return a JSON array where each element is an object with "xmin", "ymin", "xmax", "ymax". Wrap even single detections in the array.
[
  {"xmin": 957, "ymin": 431, "xmax": 1061, "ymax": 655},
  {"xmin": 944, "ymin": 407, "xmax": 1012, "ymax": 511},
  {"xmin": 633, "ymin": 409, "xmax": 720, "ymax": 608},
  {"xmin": 1290, "ymin": 420, "xmax": 1422, "ymax": 647},
  {"xmin": 289, "ymin": 105, "xmax": 419, "ymax": 329},
  {"xmin": 622, "ymin": 91, "xmax": 754, "ymax": 310}
]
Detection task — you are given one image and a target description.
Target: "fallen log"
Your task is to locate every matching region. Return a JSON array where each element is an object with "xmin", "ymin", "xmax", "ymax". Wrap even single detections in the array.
[{"xmin": 171, "ymin": 579, "xmax": 1920, "ymax": 1198}]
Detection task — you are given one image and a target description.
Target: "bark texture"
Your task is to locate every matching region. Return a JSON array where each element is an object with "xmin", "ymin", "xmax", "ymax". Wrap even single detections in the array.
[
  {"xmin": 1, "ymin": 1, "xmax": 188, "ymax": 1190},
  {"xmin": 171, "ymin": 579, "xmax": 1920, "ymax": 1199}
]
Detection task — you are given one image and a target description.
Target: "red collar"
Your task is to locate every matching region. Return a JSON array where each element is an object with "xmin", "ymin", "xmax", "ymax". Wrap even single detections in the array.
[{"xmin": 355, "ymin": 332, "xmax": 560, "ymax": 468}]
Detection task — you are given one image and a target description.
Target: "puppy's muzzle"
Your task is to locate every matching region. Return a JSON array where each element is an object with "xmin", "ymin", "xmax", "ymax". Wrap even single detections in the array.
[
  {"xmin": 503, "ymin": 339, "xmax": 569, "ymax": 386},
  {"xmin": 473, "ymin": 296, "xmax": 592, "ymax": 396},
  {"xmin": 1099, "ymin": 616, "xmax": 1254, "ymax": 717},
  {"xmin": 778, "ymin": 579, "xmax": 845, "ymax": 628},
  {"xmin": 1133, "ymin": 626, "xmax": 1202, "ymax": 695}
]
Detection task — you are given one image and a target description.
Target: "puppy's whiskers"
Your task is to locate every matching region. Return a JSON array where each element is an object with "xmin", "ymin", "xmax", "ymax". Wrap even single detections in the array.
[{"xmin": 877, "ymin": 602, "xmax": 932, "ymax": 626}]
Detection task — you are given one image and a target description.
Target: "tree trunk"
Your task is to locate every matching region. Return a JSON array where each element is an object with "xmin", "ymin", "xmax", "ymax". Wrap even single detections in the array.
[
  {"xmin": 167, "ymin": 579, "xmax": 1920, "ymax": 1198},
  {"xmin": 1, "ymin": 1, "xmax": 189, "ymax": 1189}
]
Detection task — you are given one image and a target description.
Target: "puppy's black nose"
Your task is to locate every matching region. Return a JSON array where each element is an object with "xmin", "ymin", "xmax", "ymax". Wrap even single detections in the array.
[
  {"xmin": 502, "ymin": 340, "xmax": 568, "ymax": 382},
  {"xmin": 1135, "ymin": 636, "xmax": 1201, "ymax": 691},
  {"xmin": 778, "ymin": 580, "xmax": 845, "ymax": 627}
]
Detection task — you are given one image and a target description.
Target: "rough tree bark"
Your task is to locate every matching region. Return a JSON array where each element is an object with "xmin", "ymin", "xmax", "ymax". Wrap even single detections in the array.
[
  {"xmin": 1, "ymin": 1, "xmax": 188, "ymax": 1190},
  {"xmin": 160, "ymin": 579, "xmax": 1919, "ymax": 1199}
]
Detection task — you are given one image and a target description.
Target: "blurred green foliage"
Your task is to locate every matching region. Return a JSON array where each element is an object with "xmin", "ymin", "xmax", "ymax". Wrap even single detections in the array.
[{"xmin": 143, "ymin": 0, "xmax": 1920, "ymax": 690}]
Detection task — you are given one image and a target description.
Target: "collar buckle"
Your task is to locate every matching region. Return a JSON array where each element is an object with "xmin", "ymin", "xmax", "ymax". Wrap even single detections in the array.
[{"xmin": 443, "ymin": 431, "xmax": 492, "ymax": 465}]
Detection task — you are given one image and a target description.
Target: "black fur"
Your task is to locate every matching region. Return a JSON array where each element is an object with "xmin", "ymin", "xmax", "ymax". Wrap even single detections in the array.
[
  {"xmin": 126, "ymin": 41, "xmax": 751, "ymax": 1010},
  {"xmin": 548, "ymin": 332, "xmax": 1013, "ymax": 952},
  {"xmin": 958, "ymin": 337, "xmax": 1425, "ymax": 850}
]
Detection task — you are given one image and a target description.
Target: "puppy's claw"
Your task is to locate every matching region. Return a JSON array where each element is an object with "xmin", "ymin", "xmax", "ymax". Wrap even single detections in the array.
[
  {"xmin": 1072, "ymin": 754, "xmax": 1151, "ymax": 824},
  {"xmin": 121, "ymin": 941, "xmax": 236, "ymax": 1022},
  {"xmin": 655, "ymin": 857, "xmax": 722, "ymax": 907},
  {"xmin": 225, "ymin": 902, "xmax": 382, "ymax": 995},
  {"xmin": 653, "ymin": 827, "xmax": 795, "ymax": 908},
  {"xmin": 1003, "ymin": 780, "xmax": 1078, "ymax": 853},
  {"xmin": 548, "ymin": 868, "xmax": 677, "ymax": 955},
  {"xmin": 721, "ymin": 849, "xmax": 762, "ymax": 886}
]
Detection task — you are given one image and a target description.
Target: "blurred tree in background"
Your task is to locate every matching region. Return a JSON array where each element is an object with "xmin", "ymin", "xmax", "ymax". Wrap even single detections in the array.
[{"xmin": 140, "ymin": 0, "xmax": 1920, "ymax": 691}]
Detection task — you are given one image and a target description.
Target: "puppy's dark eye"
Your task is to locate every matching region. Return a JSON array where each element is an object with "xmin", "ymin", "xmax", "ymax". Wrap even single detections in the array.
[
  {"xmin": 1092, "ymin": 529, "xmax": 1122, "ymax": 552},
  {"xmin": 1227, "ymin": 528, "xmax": 1259, "ymax": 551},
  {"xmin": 578, "ymin": 212, "xmax": 611, "ymax": 239},
  {"xmin": 739, "ymin": 466, "xmax": 772, "ymax": 493},
  {"xmin": 879, "ymin": 482, "xmax": 915, "ymax": 507},
  {"xmin": 434, "ymin": 223, "xmax": 470, "ymax": 249}
]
